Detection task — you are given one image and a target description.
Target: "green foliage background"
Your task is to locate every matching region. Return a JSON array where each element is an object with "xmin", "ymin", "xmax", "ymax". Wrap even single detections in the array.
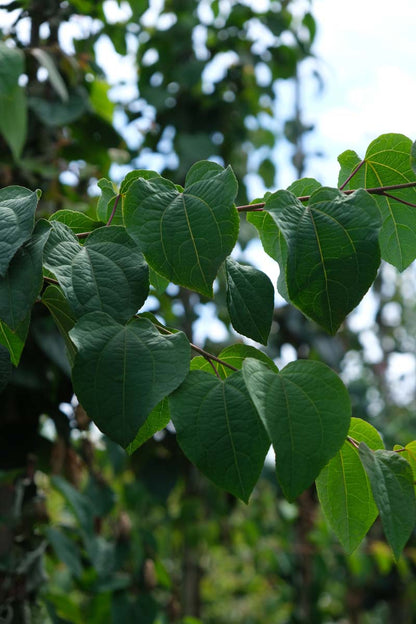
[{"xmin": 1, "ymin": 2, "xmax": 416, "ymax": 623}]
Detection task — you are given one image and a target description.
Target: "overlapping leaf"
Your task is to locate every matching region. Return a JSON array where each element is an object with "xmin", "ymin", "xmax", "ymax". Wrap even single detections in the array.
[
  {"xmin": 0, "ymin": 186, "xmax": 39, "ymax": 276},
  {"xmin": 0, "ymin": 220, "xmax": 50, "ymax": 330},
  {"xmin": 225, "ymin": 257, "xmax": 274, "ymax": 345},
  {"xmin": 264, "ymin": 187, "xmax": 381, "ymax": 334},
  {"xmin": 243, "ymin": 358, "xmax": 351, "ymax": 501},
  {"xmin": 126, "ymin": 398, "xmax": 170, "ymax": 455},
  {"xmin": 43, "ymin": 222, "xmax": 149, "ymax": 322},
  {"xmin": 338, "ymin": 133, "xmax": 416, "ymax": 271},
  {"xmin": 49, "ymin": 210, "xmax": 104, "ymax": 235},
  {"xmin": 246, "ymin": 209, "xmax": 289, "ymax": 300},
  {"xmin": 359, "ymin": 443, "xmax": 416, "ymax": 560},
  {"xmin": 0, "ymin": 314, "xmax": 30, "ymax": 367},
  {"xmin": 170, "ymin": 370, "xmax": 270, "ymax": 503},
  {"xmin": 190, "ymin": 343, "xmax": 278, "ymax": 379},
  {"xmin": 316, "ymin": 418, "xmax": 384, "ymax": 554},
  {"xmin": 70, "ymin": 313, "xmax": 190, "ymax": 447},
  {"xmin": 124, "ymin": 161, "xmax": 239, "ymax": 297},
  {"xmin": 42, "ymin": 285, "xmax": 77, "ymax": 366}
]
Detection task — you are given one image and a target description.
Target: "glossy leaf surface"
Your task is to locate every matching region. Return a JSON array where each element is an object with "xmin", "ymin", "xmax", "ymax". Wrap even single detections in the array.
[{"xmin": 0, "ymin": 221, "xmax": 49, "ymax": 330}]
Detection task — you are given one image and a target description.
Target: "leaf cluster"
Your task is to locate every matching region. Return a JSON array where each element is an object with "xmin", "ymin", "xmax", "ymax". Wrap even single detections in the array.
[{"xmin": 1, "ymin": 132, "xmax": 416, "ymax": 558}]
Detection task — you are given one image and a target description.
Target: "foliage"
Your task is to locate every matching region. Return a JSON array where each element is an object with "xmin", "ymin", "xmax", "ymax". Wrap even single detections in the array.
[
  {"xmin": 1, "ymin": 1, "xmax": 416, "ymax": 622},
  {"xmin": 1, "ymin": 132, "xmax": 416, "ymax": 565}
]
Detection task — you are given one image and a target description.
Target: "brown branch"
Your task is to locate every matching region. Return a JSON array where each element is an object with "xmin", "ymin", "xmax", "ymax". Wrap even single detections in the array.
[
  {"xmin": 339, "ymin": 159, "xmax": 365, "ymax": 190},
  {"xmin": 150, "ymin": 320, "xmax": 238, "ymax": 372},
  {"xmin": 346, "ymin": 436, "xmax": 360, "ymax": 450},
  {"xmin": 236, "ymin": 181, "xmax": 416, "ymax": 212}
]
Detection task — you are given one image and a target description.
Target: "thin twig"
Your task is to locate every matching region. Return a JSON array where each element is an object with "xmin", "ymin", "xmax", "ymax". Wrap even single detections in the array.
[
  {"xmin": 205, "ymin": 356, "xmax": 222, "ymax": 379},
  {"xmin": 380, "ymin": 191, "xmax": 416, "ymax": 208},
  {"xmin": 106, "ymin": 193, "xmax": 121, "ymax": 226},
  {"xmin": 236, "ymin": 181, "xmax": 416, "ymax": 212},
  {"xmin": 43, "ymin": 275, "xmax": 59, "ymax": 285},
  {"xmin": 346, "ymin": 435, "xmax": 360, "ymax": 450},
  {"xmin": 151, "ymin": 320, "xmax": 239, "ymax": 372},
  {"xmin": 339, "ymin": 159, "xmax": 365, "ymax": 190}
]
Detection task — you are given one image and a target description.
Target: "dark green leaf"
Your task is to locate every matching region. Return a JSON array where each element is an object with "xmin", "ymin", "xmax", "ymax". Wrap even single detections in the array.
[
  {"xmin": 359, "ymin": 443, "xmax": 416, "ymax": 560},
  {"xmin": 0, "ymin": 220, "xmax": 50, "ymax": 330},
  {"xmin": 338, "ymin": 134, "xmax": 416, "ymax": 271},
  {"xmin": 70, "ymin": 313, "xmax": 190, "ymax": 447},
  {"xmin": 225, "ymin": 257, "xmax": 274, "ymax": 345},
  {"xmin": 42, "ymin": 285, "xmax": 77, "ymax": 366},
  {"xmin": 246, "ymin": 209, "xmax": 289, "ymax": 301},
  {"xmin": 265, "ymin": 187, "xmax": 381, "ymax": 334},
  {"xmin": 0, "ymin": 185, "xmax": 38, "ymax": 276},
  {"xmin": 124, "ymin": 161, "xmax": 239, "ymax": 297},
  {"xmin": 43, "ymin": 223, "xmax": 149, "ymax": 323},
  {"xmin": 316, "ymin": 418, "xmax": 384, "ymax": 554},
  {"xmin": 170, "ymin": 370, "xmax": 270, "ymax": 503},
  {"xmin": 0, "ymin": 314, "xmax": 30, "ymax": 366},
  {"xmin": 126, "ymin": 398, "xmax": 170, "ymax": 455},
  {"xmin": 243, "ymin": 358, "xmax": 351, "ymax": 501}
]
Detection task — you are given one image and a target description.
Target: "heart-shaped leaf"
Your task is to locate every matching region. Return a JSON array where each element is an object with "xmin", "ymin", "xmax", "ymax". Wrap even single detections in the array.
[
  {"xmin": 359, "ymin": 443, "xmax": 416, "ymax": 560},
  {"xmin": 316, "ymin": 418, "xmax": 384, "ymax": 554},
  {"xmin": 169, "ymin": 369, "xmax": 270, "ymax": 503},
  {"xmin": 264, "ymin": 187, "xmax": 381, "ymax": 334},
  {"xmin": 225, "ymin": 257, "xmax": 274, "ymax": 345},
  {"xmin": 43, "ymin": 222, "xmax": 149, "ymax": 323},
  {"xmin": 0, "ymin": 185, "xmax": 38, "ymax": 276},
  {"xmin": 243, "ymin": 358, "xmax": 351, "ymax": 501},
  {"xmin": 0, "ymin": 220, "xmax": 50, "ymax": 329},
  {"xmin": 338, "ymin": 133, "xmax": 416, "ymax": 271},
  {"xmin": 124, "ymin": 161, "xmax": 239, "ymax": 297},
  {"xmin": 69, "ymin": 312, "xmax": 190, "ymax": 447}
]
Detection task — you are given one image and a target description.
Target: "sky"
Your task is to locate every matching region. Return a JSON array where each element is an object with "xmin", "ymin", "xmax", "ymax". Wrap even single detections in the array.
[{"xmin": 298, "ymin": 0, "xmax": 416, "ymax": 186}]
